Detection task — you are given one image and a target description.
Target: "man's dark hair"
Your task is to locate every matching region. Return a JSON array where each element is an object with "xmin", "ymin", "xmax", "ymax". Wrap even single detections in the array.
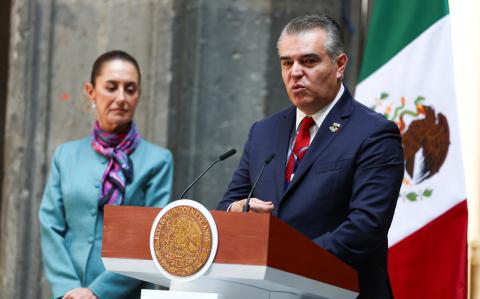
[
  {"xmin": 279, "ymin": 14, "xmax": 345, "ymax": 60},
  {"xmin": 90, "ymin": 50, "xmax": 141, "ymax": 86}
]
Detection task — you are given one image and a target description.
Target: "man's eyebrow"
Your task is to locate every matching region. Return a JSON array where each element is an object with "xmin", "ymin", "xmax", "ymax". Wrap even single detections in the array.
[
  {"xmin": 301, "ymin": 53, "xmax": 320, "ymax": 59},
  {"xmin": 279, "ymin": 53, "xmax": 320, "ymax": 60}
]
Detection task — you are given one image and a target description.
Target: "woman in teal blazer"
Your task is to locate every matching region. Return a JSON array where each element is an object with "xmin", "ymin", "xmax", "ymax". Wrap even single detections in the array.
[{"xmin": 39, "ymin": 50, "xmax": 173, "ymax": 299}]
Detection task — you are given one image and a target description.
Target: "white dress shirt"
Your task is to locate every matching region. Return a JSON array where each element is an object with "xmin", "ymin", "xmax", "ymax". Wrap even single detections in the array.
[{"xmin": 288, "ymin": 83, "xmax": 345, "ymax": 159}]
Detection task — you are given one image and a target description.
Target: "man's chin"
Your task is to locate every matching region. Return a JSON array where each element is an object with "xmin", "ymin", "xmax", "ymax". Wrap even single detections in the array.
[{"xmin": 290, "ymin": 96, "xmax": 313, "ymax": 108}]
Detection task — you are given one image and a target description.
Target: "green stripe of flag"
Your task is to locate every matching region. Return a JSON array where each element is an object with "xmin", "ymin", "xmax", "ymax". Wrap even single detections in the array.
[{"xmin": 358, "ymin": 0, "xmax": 449, "ymax": 82}]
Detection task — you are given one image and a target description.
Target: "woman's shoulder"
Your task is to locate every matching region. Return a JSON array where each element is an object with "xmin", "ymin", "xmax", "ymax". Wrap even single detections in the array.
[
  {"xmin": 137, "ymin": 139, "xmax": 172, "ymax": 158},
  {"xmin": 129, "ymin": 139, "xmax": 173, "ymax": 174},
  {"xmin": 62, "ymin": 137, "xmax": 91, "ymax": 147},
  {"xmin": 52, "ymin": 137, "xmax": 92, "ymax": 158}
]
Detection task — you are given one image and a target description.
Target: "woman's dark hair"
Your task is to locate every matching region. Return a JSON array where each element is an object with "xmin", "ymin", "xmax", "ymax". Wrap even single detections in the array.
[{"xmin": 90, "ymin": 50, "xmax": 141, "ymax": 86}]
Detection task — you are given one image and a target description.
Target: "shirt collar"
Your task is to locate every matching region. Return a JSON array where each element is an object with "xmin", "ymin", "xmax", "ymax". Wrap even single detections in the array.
[{"xmin": 295, "ymin": 83, "xmax": 345, "ymax": 130}]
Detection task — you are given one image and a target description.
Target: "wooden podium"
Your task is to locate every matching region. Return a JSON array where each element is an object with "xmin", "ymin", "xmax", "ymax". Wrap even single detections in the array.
[{"xmin": 101, "ymin": 205, "xmax": 359, "ymax": 299}]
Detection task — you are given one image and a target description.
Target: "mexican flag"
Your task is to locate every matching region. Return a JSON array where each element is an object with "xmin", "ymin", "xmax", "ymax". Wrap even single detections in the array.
[{"xmin": 355, "ymin": 0, "xmax": 468, "ymax": 298}]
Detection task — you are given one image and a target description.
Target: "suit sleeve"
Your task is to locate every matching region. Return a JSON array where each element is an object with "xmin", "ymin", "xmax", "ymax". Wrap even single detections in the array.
[
  {"xmin": 88, "ymin": 272, "xmax": 142, "ymax": 299},
  {"xmin": 217, "ymin": 122, "xmax": 257, "ymax": 210},
  {"xmin": 314, "ymin": 121, "xmax": 404, "ymax": 264},
  {"xmin": 39, "ymin": 145, "xmax": 83, "ymax": 298}
]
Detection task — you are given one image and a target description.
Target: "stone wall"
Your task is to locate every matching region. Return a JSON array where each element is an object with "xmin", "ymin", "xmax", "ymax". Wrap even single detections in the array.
[{"xmin": 0, "ymin": 0, "xmax": 364, "ymax": 297}]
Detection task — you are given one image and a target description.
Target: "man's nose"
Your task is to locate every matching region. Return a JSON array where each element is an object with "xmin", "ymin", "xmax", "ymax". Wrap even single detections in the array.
[{"xmin": 291, "ymin": 62, "xmax": 303, "ymax": 78}]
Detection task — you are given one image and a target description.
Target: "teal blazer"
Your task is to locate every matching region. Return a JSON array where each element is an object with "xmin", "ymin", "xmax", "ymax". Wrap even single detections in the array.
[{"xmin": 39, "ymin": 137, "xmax": 173, "ymax": 299}]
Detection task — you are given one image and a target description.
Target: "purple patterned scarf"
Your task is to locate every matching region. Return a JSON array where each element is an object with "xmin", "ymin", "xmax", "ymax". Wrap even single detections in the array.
[{"xmin": 92, "ymin": 121, "xmax": 140, "ymax": 209}]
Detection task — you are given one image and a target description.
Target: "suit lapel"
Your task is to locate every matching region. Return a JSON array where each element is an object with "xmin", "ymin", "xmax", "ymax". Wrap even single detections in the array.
[
  {"xmin": 273, "ymin": 107, "xmax": 296, "ymax": 202},
  {"xmin": 281, "ymin": 90, "xmax": 354, "ymax": 199}
]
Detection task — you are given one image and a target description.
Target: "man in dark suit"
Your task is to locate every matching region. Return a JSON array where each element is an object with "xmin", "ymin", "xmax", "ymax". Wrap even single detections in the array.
[{"xmin": 217, "ymin": 15, "xmax": 404, "ymax": 298}]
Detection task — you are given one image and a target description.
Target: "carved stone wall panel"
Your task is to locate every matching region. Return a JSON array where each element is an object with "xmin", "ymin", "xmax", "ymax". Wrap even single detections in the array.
[
  {"xmin": 168, "ymin": 0, "xmax": 272, "ymax": 208},
  {"xmin": 1, "ymin": 0, "xmax": 173, "ymax": 298}
]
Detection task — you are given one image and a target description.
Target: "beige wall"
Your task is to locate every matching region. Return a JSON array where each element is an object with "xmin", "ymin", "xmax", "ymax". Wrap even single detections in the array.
[{"xmin": 449, "ymin": 0, "xmax": 480, "ymax": 298}]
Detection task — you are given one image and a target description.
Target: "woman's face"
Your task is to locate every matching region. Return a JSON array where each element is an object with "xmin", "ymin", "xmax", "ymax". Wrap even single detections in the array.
[{"xmin": 85, "ymin": 59, "xmax": 140, "ymax": 132}]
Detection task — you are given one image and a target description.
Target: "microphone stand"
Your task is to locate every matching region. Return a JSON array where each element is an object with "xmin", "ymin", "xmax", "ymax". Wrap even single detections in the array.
[
  {"xmin": 243, "ymin": 153, "xmax": 275, "ymax": 212},
  {"xmin": 179, "ymin": 149, "xmax": 236, "ymax": 200}
]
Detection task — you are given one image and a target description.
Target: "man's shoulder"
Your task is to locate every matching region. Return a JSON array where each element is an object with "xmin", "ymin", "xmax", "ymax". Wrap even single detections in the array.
[
  {"xmin": 255, "ymin": 106, "xmax": 295, "ymax": 126},
  {"xmin": 348, "ymin": 98, "xmax": 400, "ymax": 137},
  {"xmin": 246, "ymin": 106, "xmax": 295, "ymax": 138},
  {"xmin": 351, "ymin": 98, "xmax": 392, "ymax": 124}
]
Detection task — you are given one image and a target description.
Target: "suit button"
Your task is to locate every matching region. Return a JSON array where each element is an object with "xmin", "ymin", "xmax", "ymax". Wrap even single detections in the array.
[
  {"xmin": 94, "ymin": 181, "xmax": 101, "ymax": 188},
  {"xmin": 90, "ymin": 209, "xmax": 96, "ymax": 216},
  {"xmin": 88, "ymin": 237, "xmax": 94, "ymax": 244},
  {"xmin": 101, "ymin": 159, "xmax": 107, "ymax": 164}
]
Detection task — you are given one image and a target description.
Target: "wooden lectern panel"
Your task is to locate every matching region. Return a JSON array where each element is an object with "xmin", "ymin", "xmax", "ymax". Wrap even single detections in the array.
[
  {"xmin": 102, "ymin": 206, "xmax": 271, "ymax": 264},
  {"xmin": 267, "ymin": 216, "xmax": 358, "ymax": 292},
  {"xmin": 102, "ymin": 205, "xmax": 158, "ymax": 259},
  {"xmin": 102, "ymin": 205, "xmax": 359, "ymax": 292}
]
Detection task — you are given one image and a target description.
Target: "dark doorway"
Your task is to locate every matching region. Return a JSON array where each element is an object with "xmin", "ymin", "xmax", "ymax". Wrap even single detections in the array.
[{"xmin": 0, "ymin": 0, "xmax": 12, "ymax": 235}]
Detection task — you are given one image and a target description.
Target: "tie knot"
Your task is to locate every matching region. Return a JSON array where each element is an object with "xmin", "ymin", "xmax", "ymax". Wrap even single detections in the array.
[{"xmin": 299, "ymin": 117, "xmax": 315, "ymax": 132}]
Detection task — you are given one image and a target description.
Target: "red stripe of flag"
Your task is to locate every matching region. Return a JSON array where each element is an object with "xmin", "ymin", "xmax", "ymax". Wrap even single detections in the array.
[{"xmin": 388, "ymin": 200, "xmax": 468, "ymax": 299}]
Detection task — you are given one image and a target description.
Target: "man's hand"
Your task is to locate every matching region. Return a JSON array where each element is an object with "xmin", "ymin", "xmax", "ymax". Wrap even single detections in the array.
[
  {"xmin": 230, "ymin": 198, "xmax": 274, "ymax": 213},
  {"xmin": 62, "ymin": 288, "xmax": 98, "ymax": 299}
]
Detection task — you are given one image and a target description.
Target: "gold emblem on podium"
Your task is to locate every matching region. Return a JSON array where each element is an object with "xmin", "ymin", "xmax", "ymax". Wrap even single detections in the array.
[{"xmin": 152, "ymin": 205, "xmax": 213, "ymax": 277}]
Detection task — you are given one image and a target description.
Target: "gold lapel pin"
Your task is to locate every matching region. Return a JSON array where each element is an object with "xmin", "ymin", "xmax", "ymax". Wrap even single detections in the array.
[{"xmin": 329, "ymin": 122, "xmax": 341, "ymax": 133}]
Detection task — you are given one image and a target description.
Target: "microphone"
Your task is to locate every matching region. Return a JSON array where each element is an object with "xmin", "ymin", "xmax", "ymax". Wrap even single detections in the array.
[
  {"xmin": 179, "ymin": 149, "xmax": 236, "ymax": 199},
  {"xmin": 242, "ymin": 153, "xmax": 275, "ymax": 212}
]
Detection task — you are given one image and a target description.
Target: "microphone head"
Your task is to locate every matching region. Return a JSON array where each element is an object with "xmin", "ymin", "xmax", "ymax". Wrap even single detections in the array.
[
  {"xmin": 219, "ymin": 148, "xmax": 236, "ymax": 161},
  {"xmin": 264, "ymin": 153, "xmax": 275, "ymax": 164}
]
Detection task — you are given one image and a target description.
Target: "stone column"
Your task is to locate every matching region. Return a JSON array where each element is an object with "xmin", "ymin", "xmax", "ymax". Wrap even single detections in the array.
[
  {"xmin": 168, "ymin": 0, "xmax": 271, "ymax": 207},
  {"xmin": 1, "ymin": 1, "xmax": 56, "ymax": 297}
]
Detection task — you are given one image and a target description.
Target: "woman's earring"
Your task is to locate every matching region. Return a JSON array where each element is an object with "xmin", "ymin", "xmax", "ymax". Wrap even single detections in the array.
[{"xmin": 91, "ymin": 102, "xmax": 96, "ymax": 109}]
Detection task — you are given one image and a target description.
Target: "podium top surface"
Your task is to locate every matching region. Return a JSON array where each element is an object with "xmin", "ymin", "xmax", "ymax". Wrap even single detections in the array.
[{"xmin": 102, "ymin": 205, "xmax": 359, "ymax": 292}]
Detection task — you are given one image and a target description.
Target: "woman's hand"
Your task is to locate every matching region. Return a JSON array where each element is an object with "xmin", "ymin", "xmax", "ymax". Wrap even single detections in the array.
[
  {"xmin": 229, "ymin": 198, "xmax": 274, "ymax": 213},
  {"xmin": 62, "ymin": 288, "xmax": 98, "ymax": 299}
]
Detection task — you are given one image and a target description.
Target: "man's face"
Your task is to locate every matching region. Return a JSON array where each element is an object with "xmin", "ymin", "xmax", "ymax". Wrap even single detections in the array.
[{"xmin": 278, "ymin": 28, "xmax": 347, "ymax": 115}]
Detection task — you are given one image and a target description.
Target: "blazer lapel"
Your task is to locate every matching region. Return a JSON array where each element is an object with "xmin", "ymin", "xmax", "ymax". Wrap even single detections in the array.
[
  {"xmin": 273, "ymin": 107, "xmax": 296, "ymax": 202},
  {"xmin": 282, "ymin": 90, "xmax": 354, "ymax": 199}
]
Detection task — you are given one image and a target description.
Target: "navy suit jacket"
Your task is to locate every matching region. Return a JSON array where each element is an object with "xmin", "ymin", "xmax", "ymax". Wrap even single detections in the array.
[{"xmin": 217, "ymin": 88, "xmax": 404, "ymax": 298}]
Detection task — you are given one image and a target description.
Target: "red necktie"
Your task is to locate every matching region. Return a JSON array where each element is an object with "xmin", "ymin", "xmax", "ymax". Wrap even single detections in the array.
[{"xmin": 285, "ymin": 117, "xmax": 316, "ymax": 183}]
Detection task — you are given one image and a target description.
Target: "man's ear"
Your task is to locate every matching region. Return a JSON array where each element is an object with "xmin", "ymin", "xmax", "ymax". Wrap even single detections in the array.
[{"xmin": 335, "ymin": 53, "xmax": 348, "ymax": 79}]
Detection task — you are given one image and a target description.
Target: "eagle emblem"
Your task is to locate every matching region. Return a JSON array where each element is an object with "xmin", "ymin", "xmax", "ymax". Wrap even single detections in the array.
[
  {"xmin": 371, "ymin": 93, "xmax": 450, "ymax": 201},
  {"xmin": 329, "ymin": 122, "xmax": 341, "ymax": 133}
]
